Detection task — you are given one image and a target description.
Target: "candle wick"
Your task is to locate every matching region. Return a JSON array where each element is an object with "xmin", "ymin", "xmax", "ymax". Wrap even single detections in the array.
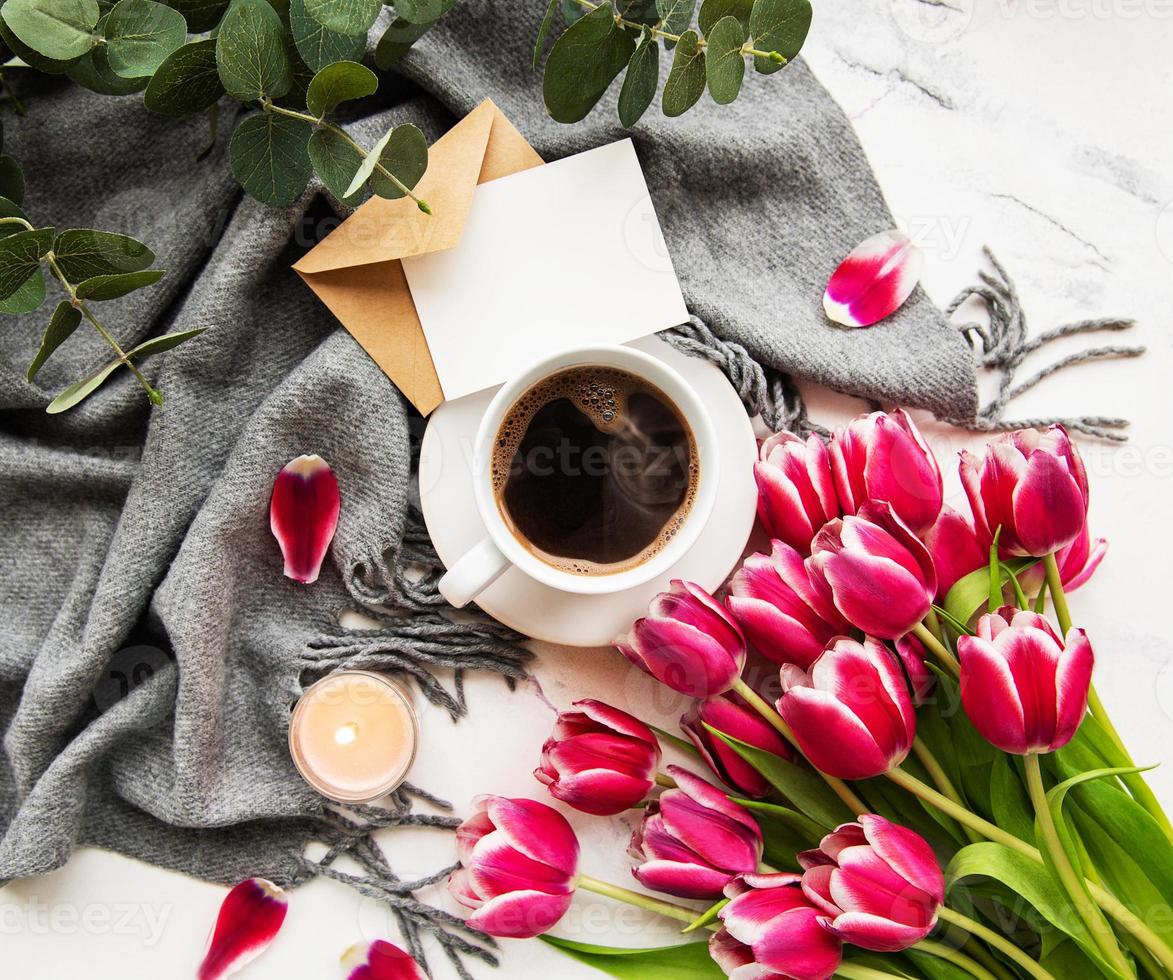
[{"xmin": 334, "ymin": 722, "xmax": 358, "ymax": 746}]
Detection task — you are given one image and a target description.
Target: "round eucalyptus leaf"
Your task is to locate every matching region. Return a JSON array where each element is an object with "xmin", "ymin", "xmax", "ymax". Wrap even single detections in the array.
[
  {"xmin": 373, "ymin": 16, "xmax": 430, "ymax": 70},
  {"xmin": 66, "ymin": 42, "xmax": 150, "ymax": 93},
  {"xmin": 0, "ymin": 11, "xmax": 78, "ymax": 73},
  {"xmin": 369, "ymin": 122, "xmax": 428, "ymax": 200},
  {"xmin": 748, "ymin": 0, "xmax": 810, "ymax": 74},
  {"xmin": 144, "ymin": 38, "xmax": 224, "ymax": 116},
  {"xmin": 655, "ymin": 0, "xmax": 695, "ymax": 42},
  {"xmin": 532, "ymin": 0, "xmax": 557, "ymax": 70},
  {"xmin": 0, "ymin": 194, "xmax": 30, "ymax": 239},
  {"xmin": 0, "ymin": 155, "xmax": 26, "ymax": 207},
  {"xmin": 614, "ymin": 0, "xmax": 659, "ymax": 24},
  {"xmin": 302, "ymin": 0, "xmax": 380, "ymax": 37},
  {"xmin": 75, "ymin": 268, "xmax": 167, "ymax": 301},
  {"xmin": 542, "ymin": 2, "xmax": 637, "ymax": 125},
  {"xmin": 0, "ymin": 227, "xmax": 53, "ymax": 300},
  {"xmin": 697, "ymin": 0, "xmax": 751, "ymax": 36},
  {"xmin": 103, "ymin": 0, "xmax": 187, "ymax": 78},
  {"xmin": 229, "ymin": 112, "xmax": 312, "ymax": 206},
  {"xmin": 0, "ymin": 266, "xmax": 45, "ymax": 314},
  {"xmin": 161, "ymin": 0, "xmax": 230, "ymax": 33},
  {"xmin": 27, "ymin": 300, "xmax": 83, "ymax": 382},
  {"xmin": 661, "ymin": 28, "xmax": 705, "ymax": 117},
  {"xmin": 393, "ymin": 0, "xmax": 456, "ymax": 25},
  {"xmin": 305, "ymin": 60, "xmax": 376, "ymax": 117},
  {"xmin": 289, "ymin": 0, "xmax": 364, "ymax": 73},
  {"xmin": 307, "ymin": 127, "xmax": 363, "ymax": 205},
  {"xmin": 704, "ymin": 14, "xmax": 745, "ymax": 105},
  {"xmin": 1, "ymin": 0, "xmax": 99, "ymax": 61},
  {"xmin": 52, "ymin": 229, "xmax": 155, "ymax": 282},
  {"xmin": 216, "ymin": 0, "xmax": 293, "ymax": 102},
  {"xmin": 617, "ymin": 26, "xmax": 658, "ymax": 128}
]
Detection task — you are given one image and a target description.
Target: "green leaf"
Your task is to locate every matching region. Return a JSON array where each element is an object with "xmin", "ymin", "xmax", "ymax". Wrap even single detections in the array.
[
  {"xmin": 75, "ymin": 268, "xmax": 166, "ymax": 300},
  {"xmin": 290, "ymin": 0, "xmax": 365, "ymax": 72},
  {"xmin": 0, "ymin": 267, "xmax": 45, "ymax": 314},
  {"xmin": 682, "ymin": 897, "xmax": 726, "ymax": 934},
  {"xmin": 709, "ymin": 727, "xmax": 851, "ymax": 830},
  {"xmin": 228, "ymin": 112, "xmax": 312, "ymax": 206},
  {"xmin": 0, "ymin": 9, "xmax": 80, "ymax": 72},
  {"xmin": 46, "ymin": 357, "xmax": 125, "ymax": 414},
  {"xmin": 697, "ymin": 0, "xmax": 751, "ymax": 35},
  {"xmin": 369, "ymin": 123, "xmax": 428, "ymax": 200},
  {"xmin": 617, "ymin": 26, "xmax": 658, "ymax": 126},
  {"xmin": 126, "ymin": 326, "xmax": 206, "ymax": 359},
  {"xmin": 943, "ymin": 558, "xmax": 1034, "ymax": 629},
  {"xmin": 215, "ymin": 0, "xmax": 292, "ymax": 101},
  {"xmin": 144, "ymin": 38, "xmax": 224, "ymax": 116},
  {"xmin": 2, "ymin": 0, "xmax": 99, "ymax": 60},
  {"xmin": 161, "ymin": 0, "xmax": 230, "ymax": 32},
  {"xmin": 538, "ymin": 935, "xmax": 725, "ymax": 980},
  {"xmin": 67, "ymin": 43, "xmax": 151, "ymax": 94},
  {"xmin": 27, "ymin": 300, "xmax": 83, "ymax": 381},
  {"xmin": 533, "ymin": 0, "xmax": 558, "ymax": 69},
  {"xmin": 302, "ymin": 0, "xmax": 380, "ymax": 36},
  {"xmin": 52, "ymin": 229, "xmax": 154, "ymax": 282},
  {"xmin": 373, "ymin": 16, "xmax": 431, "ymax": 69},
  {"xmin": 307, "ymin": 127, "xmax": 363, "ymax": 205},
  {"xmin": 305, "ymin": 60, "xmax": 376, "ymax": 116},
  {"xmin": 103, "ymin": 0, "xmax": 186, "ymax": 77},
  {"xmin": 392, "ymin": 0, "xmax": 457, "ymax": 25},
  {"xmin": 989, "ymin": 755, "xmax": 1034, "ymax": 843},
  {"xmin": 903, "ymin": 949, "xmax": 973, "ymax": 980},
  {"xmin": 0, "ymin": 227, "xmax": 53, "ymax": 300},
  {"xmin": 561, "ymin": 0, "xmax": 585, "ymax": 24},
  {"xmin": 661, "ymin": 28, "xmax": 705, "ymax": 117},
  {"xmin": 0, "ymin": 157, "xmax": 26, "ymax": 207},
  {"xmin": 748, "ymin": 0, "xmax": 809, "ymax": 74},
  {"xmin": 656, "ymin": 0, "xmax": 696, "ymax": 42},
  {"xmin": 0, "ymin": 197, "xmax": 33, "ymax": 239},
  {"xmin": 704, "ymin": 14, "xmax": 745, "ymax": 104},
  {"xmin": 732, "ymin": 797, "xmax": 827, "ymax": 844},
  {"xmin": 542, "ymin": 2, "xmax": 637, "ymax": 125},
  {"xmin": 616, "ymin": 0, "xmax": 661, "ymax": 23}
]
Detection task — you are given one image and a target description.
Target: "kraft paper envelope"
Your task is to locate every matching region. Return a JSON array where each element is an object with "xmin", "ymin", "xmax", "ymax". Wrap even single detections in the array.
[{"xmin": 292, "ymin": 99, "xmax": 544, "ymax": 415}]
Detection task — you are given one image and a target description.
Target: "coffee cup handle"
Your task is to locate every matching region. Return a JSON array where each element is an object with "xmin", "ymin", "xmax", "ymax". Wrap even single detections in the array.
[{"xmin": 437, "ymin": 536, "xmax": 512, "ymax": 609}]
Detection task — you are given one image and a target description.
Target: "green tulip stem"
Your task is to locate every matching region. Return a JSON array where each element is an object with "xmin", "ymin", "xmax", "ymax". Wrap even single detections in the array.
[
  {"xmin": 575, "ymin": 874, "xmax": 698, "ymax": 924},
  {"xmin": 1023, "ymin": 752, "xmax": 1132, "ymax": 975},
  {"xmin": 923, "ymin": 606, "xmax": 945, "ymax": 643},
  {"xmin": 1044, "ymin": 552, "xmax": 1173, "ymax": 842},
  {"xmin": 910, "ymin": 740, "xmax": 981, "ymax": 844},
  {"xmin": 731, "ymin": 678, "xmax": 869, "ymax": 817},
  {"xmin": 834, "ymin": 966, "xmax": 907, "ymax": 980},
  {"xmin": 913, "ymin": 940, "xmax": 998, "ymax": 980},
  {"xmin": 911, "ymin": 622, "xmax": 960, "ymax": 677},
  {"xmin": 937, "ymin": 905, "xmax": 1057, "ymax": 980},
  {"xmin": 654, "ymin": 771, "xmax": 677, "ymax": 789}
]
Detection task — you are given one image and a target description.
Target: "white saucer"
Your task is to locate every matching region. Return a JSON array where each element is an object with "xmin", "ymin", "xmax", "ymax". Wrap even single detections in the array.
[{"xmin": 418, "ymin": 336, "xmax": 757, "ymax": 647}]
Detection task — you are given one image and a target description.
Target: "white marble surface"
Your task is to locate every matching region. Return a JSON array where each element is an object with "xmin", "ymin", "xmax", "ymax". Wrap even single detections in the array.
[{"xmin": 4, "ymin": 2, "xmax": 1173, "ymax": 975}]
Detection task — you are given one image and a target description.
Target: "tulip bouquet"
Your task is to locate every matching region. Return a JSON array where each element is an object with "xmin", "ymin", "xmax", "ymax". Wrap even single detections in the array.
[{"xmin": 446, "ymin": 412, "xmax": 1173, "ymax": 980}]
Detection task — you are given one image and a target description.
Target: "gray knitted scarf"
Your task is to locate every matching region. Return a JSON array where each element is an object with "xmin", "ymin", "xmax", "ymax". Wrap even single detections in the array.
[{"xmin": 0, "ymin": 4, "xmax": 1139, "ymax": 976}]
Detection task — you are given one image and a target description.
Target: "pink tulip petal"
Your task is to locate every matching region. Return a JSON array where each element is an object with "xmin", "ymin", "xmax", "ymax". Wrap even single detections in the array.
[
  {"xmin": 709, "ymin": 927, "xmax": 756, "ymax": 974},
  {"xmin": 720, "ymin": 884, "xmax": 816, "ymax": 944},
  {"xmin": 625, "ymin": 616, "xmax": 742, "ymax": 698},
  {"xmin": 570, "ymin": 699, "xmax": 659, "ymax": 747},
  {"xmin": 958, "ymin": 635, "xmax": 1029, "ymax": 754},
  {"xmin": 667, "ymin": 766, "xmax": 763, "ymax": 835},
  {"xmin": 799, "ymin": 864, "xmax": 841, "ymax": 916},
  {"xmin": 1053, "ymin": 628, "xmax": 1094, "ymax": 750},
  {"xmin": 823, "ymin": 230, "xmax": 923, "ymax": 328},
  {"xmin": 831, "ymin": 849, "xmax": 935, "ymax": 925},
  {"xmin": 465, "ymin": 889, "xmax": 574, "ymax": 939},
  {"xmin": 632, "ymin": 859, "xmax": 735, "ymax": 899},
  {"xmin": 197, "ymin": 879, "xmax": 288, "ymax": 980},
  {"xmin": 468, "ymin": 831, "xmax": 576, "ymax": 901},
  {"xmin": 541, "ymin": 766, "xmax": 652, "ymax": 815},
  {"xmin": 658, "ymin": 798, "xmax": 762, "ymax": 873},
  {"xmin": 817, "ymin": 551, "xmax": 931, "ymax": 639},
  {"xmin": 448, "ymin": 868, "xmax": 483, "ymax": 910},
  {"xmin": 269, "ymin": 454, "xmax": 340, "ymax": 585},
  {"xmin": 822, "ymin": 910, "xmax": 934, "ymax": 952},
  {"xmin": 753, "ymin": 905, "xmax": 844, "ymax": 980},
  {"xmin": 455, "ymin": 808, "xmax": 495, "ymax": 865},
  {"xmin": 546, "ymin": 732, "xmax": 658, "ymax": 780},
  {"xmin": 342, "ymin": 940, "xmax": 427, "ymax": 980},
  {"xmin": 859, "ymin": 814, "xmax": 944, "ymax": 903},
  {"xmin": 1011, "ymin": 451, "xmax": 1087, "ymax": 556},
  {"xmin": 777, "ymin": 688, "xmax": 893, "ymax": 779},
  {"xmin": 482, "ymin": 797, "xmax": 579, "ymax": 879}
]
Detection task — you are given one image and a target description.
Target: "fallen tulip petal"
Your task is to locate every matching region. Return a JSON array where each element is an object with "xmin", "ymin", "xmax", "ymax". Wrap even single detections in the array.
[
  {"xmin": 342, "ymin": 939, "xmax": 426, "ymax": 980},
  {"xmin": 197, "ymin": 878, "xmax": 288, "ymax": 980},
  {"xmin": 270, "ymin": 454, "xmax": 341, "ymax": 584},
  {"xmin": 823, "ymin": 230, "xmax": 924, "ymax": 328}
]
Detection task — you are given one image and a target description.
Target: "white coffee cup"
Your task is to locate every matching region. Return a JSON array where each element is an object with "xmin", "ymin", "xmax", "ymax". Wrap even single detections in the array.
[{"xmin": 437, "ymin": 345, "xmax": 719, "ymax": 608}]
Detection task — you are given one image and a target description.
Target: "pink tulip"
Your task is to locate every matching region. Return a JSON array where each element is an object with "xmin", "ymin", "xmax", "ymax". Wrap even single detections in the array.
[
  {"xmin": 710, "ymin": 873, "xmax": 844, "ymax": 980},
  {"xmin": 449, "ymin": 795, "xmax": 579, "ymax": 938},
  {"xmin": 799, "ymin": 815, "xmax": 944, "ymax": 952},
  {"xmin": 1019, "ymin": 523, "xmax": 1108, "ymax": 595},
  {"xmin": 957, "ymin": 609, "xmax": 1094, "ymax": 755},
  {"xmin": 924, "ymin": 503, "xmax": 990, "ymax": 602},
  {"xmin": 830, "ymin": 409, "xmax": 943, "ymax": 535},
  {"xmin": 777, "ymin": 636, "xmax": 916, "ymax": 780},
  {"xmin": 197, "ymin": 879, "xmax": 288, "ymax": 980},
  {"xmin": 534, "ymin": 699, "xmax": 660, "ymax": 815},
  {"xmin": 960, "ymin": 425, "xmax": 1090, "ymax": 558},
  {"xmin": 754, "ymin": 431, "xmax": 840, "ymax": 554},
  {"xmin": 615, "ymin": 580, "xmax": 747, "ymax": 698},
  {"xmin": 807, "ymin": 501, "xmax": 936, "ymax": 640},
  {"xmin": 727, "ymin": 540, "xmax": 850, "ymax": 669},
  {"xmin": 823, "ymin": 230, "xmax": 924, "ymax": 329},
  {"xmin": 341, "ymin": 940, "xmax": 426, "ymax": 980},
  {"xmin": 629, "ymin": 766, "xmax": 763, "ymax": 899},
  {"xmin": 681, "ymin": 693, "xmax": 794, "ymax": 798},
  {"xmin": 270, "ymin": 454, "xmax": 340, "ymax": 584},
  {"xmin": 894, "ymin": 633, "xmax": 935, "ymax": 706}
]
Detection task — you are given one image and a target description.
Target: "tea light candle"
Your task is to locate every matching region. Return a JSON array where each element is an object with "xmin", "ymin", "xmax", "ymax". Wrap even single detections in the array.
[{"xmin": 289, "ymin": 671, "xmax": 418, "ymax": 804}]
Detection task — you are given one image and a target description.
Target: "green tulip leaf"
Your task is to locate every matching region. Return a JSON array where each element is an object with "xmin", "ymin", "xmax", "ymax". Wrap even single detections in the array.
[
  {"xmin": 697, "ymin": 0, "xmax": 751, "ymax": 35},
  {"xmin": 538, "ymin": 935, "xmax": 725, "ymax": 980},
  {"xmin": 216, "ymin": 0, "xmax": 293, "ymax": 102},
  {"xmin": 0, "ymin": 266, "xmax": 46, "ymax": 314},
  {"xmin": 27, "ymin": 300, "xmax": 83, "ymax": 381},
  {"xmin": 374, "ymin": 16, "xmax": 432, "ymax": 69},
  {"xmin": 943, "ymin": 558, "xmax": 1034, "ymax": 630},
  {"xmin": 542, "ymin": 2, "xmax": 637, "ymax": 124},
  {"xmin": 305, "ymin": 60, "xmax": 377, "ymax": 117},
  {"xmin": 75, "ymin": 268, "xmax": 167, "ymax": 301},
  {"xmin": 0, "ymin": 160, "xmax": 27, "ymax": 209},
  {"xmin": 67, "ymin": 43, "xmax": 151, "ymax": 94},
  {"xmin": 656, "ymin": 0, "xmax": 696, "ymax": 45},
  {"xmin": 902, "ymin": 950, "xmax": 973, "ymax": 980},
  {"xmin": 704, "ymin": 14, "xmax": 746, "ymax": 105},
  {"xmin": 103, "ymin": 0, "xmax": 187, "ymax": 78},
  {"xmin": 989, "ymin": 754, "xmax": 1034, "ymax": 844},
  {"xmin": 290, "ymin": 0, "xmax": 365, "ymax": 72},
  {"xmin": 661, "ymin": 28, "xmax": 705, "ymax": 117},
  {"xmin": 229, "ymin": 112, "xmax": 312, "ymax": 206},
  {"xmin": 732, "ymin": 797, "xmax": 827, "ymax": 843},
  {"xmin": 0, "ymin": 228, "xmax": 54, "ymax": 300},
  {"xmin": 617, "ymin": 26, "xmax": 658, "ymax": 127},
  {"xmin": 161, "ymin": 0, "xmax": 230, "ymax": 33},
  {"xmin": 46, "ymin": 357, "xmax": 125, "ymax": 414},
  {"xmin": 393, "ymin": 0, "xmax": 457, "ymax": 25},
  {"xmin": 682, "ymin": 897, "xmax": 726, "ymax": 934},
  {"xmin": 533, "ymin": 0, "xmax": 558, "ymax": 69},
  {"xmin": 748, "ymin": 0, "xmax": 810, "ymax": 74},
  {"xmin": 307, "ymin": 127, "xmax": 363, "ymax": 205},
  {"xmin": 52, "ymin": 229, "xmax": 154, "ymax": 282},
  {"xmin": 144, "ymin": 39, "xmax": 224, "ymax": 116},
  {"xmin": 302, "ymin": 0, "xmax": 380, "ymax": 37},
  {"xmin": 2, "ymin": 0, "xmax": 99, "ymax": 61}
]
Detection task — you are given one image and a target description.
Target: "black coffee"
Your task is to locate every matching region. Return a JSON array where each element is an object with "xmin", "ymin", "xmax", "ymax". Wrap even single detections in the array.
[{"xmin": 491, "ymin": 366, "xmax": 698, "ymax": 575}]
